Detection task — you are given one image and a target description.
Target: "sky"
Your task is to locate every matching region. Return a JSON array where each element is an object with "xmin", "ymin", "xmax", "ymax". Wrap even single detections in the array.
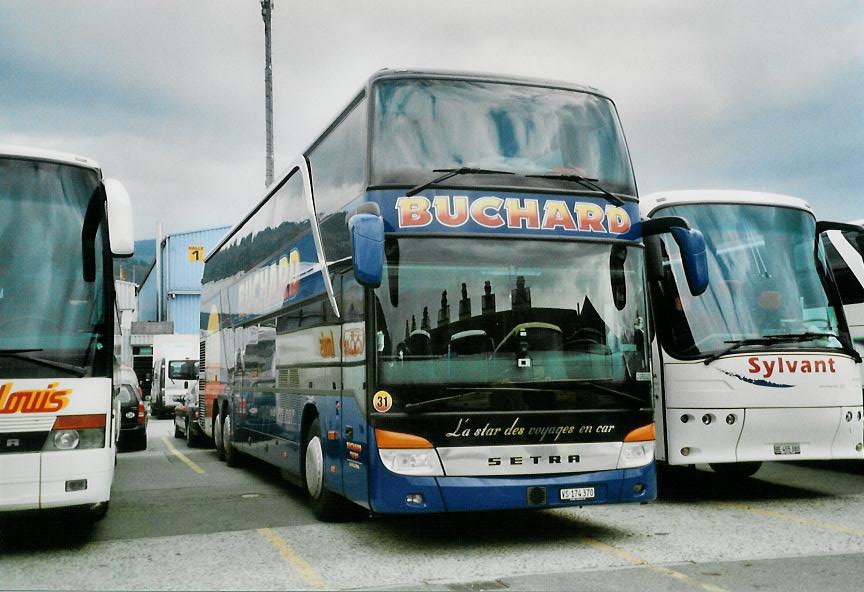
[{"xmin": 2, "ymin": 0, "xmax": 862, "ymax": 241}]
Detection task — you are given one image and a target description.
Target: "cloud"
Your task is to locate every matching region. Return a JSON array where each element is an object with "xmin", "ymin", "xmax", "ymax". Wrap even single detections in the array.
[{"xmin": 1, "ymin": 0, "xmax": 861, "ymax": 238}]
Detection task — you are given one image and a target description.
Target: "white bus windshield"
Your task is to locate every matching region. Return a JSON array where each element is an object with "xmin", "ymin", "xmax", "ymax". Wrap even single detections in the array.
[
  {"xmin": 371, "ymin": 79, "xmax": 636, "ymax": 196},
  {"xmin": 0, "ymin": 157, "xmax": 109, "ymax": 378},
  {"xmin": 374, "ymin": 238, "xmax": 650, "ymax": 410},
  {"xmin": 654, "ymin": 204, "xmax": 844, "ymax": 358}
]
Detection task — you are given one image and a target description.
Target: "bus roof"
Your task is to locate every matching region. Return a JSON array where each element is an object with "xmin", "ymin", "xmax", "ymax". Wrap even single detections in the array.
[
  {"xmin": 368, "ymin": 68, "xmax": 611, "ymax": 99},
  {"xmin": 640, "ymin": 190, "xmax": 813, "ymax": 218},
  {"xmin": 0, "ymin": 144, "xmax": 101, "ymax": 172}
]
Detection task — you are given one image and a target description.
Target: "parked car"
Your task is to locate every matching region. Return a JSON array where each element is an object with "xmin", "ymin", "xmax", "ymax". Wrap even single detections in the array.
[
  {"xmin": 173, "ymin": 380, "xmax": 206, "ymax": 447},
  {"xmin": 117, "ymin": 383, "xmax": 148, "ymax": 451},
  {"xmin": 117, "ymin": 364, "xmax": 147, "ymax": 409}
]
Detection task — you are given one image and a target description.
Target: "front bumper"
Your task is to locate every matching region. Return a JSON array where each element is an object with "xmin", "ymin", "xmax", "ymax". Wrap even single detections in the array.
[
  {"xmin": 1, "ymin": 448, "xmax": 113, "ymax": 511},
  {"xmin": 368, "ymin": 462, "xmax": 656, "ymax": 514}
]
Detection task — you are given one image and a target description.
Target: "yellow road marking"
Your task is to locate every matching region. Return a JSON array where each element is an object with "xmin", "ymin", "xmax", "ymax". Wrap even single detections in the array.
[
  {"xmin": 718, "ymin": 501, "xmax": 864, "ymax": 538},
  {"xmin": 257, "ymin": 528, "xmax": 328, "ymax": 590},
  {"xmin": 161, "ymin": 436, "xmax": 205, "ymax": 474},
  {"xmin": 582, "ymin": 537, "xmax": 728, "ymax": 592}
]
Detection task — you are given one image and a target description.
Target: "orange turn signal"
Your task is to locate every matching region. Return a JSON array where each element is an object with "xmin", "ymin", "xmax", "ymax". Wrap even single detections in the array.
[
  {"xmin": 53, "ymin": 414, "xmax": 106, "ymax": 430},
  {"xmin": 623, "ymin": 422, "xmax": 655, "ymax": 442},
  {"xmin": 375, "ymin": 428, "xmax": 433, "ymax": 449}
]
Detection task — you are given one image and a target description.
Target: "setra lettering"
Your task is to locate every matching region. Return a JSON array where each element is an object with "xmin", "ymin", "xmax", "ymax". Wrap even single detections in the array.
[{"xmin": 487, "ymin": 454, "xmax": 580, "ymax": 467}]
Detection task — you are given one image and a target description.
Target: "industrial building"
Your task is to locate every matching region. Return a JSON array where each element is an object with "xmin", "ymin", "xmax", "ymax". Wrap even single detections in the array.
[
  {"xmin": 137, "ymin": 225, "xmax": 229, "ymax": 334},
  {"xmin": 133, "ymin": 225, "xmax": 229, "ymax": 390}
]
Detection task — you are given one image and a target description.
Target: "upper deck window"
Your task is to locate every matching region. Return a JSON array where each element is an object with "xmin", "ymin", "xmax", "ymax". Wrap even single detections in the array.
[{"xmin": 371, "ymin": 78, "xmax": 636, "ymax": 196}]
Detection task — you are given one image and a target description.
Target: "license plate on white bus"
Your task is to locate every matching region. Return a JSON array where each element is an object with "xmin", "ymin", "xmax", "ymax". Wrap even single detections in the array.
[
  {"xmin": 560, "ymin": 487, "xmax": 595, "ymax": 501},
  {"xmin": 773, "ymin": 443, "xmax": 801, "ymax": 455}
]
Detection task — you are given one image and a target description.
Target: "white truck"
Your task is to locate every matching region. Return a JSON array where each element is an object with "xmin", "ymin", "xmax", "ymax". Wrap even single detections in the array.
[{"xmin": 150, "ymin": 334, "xmax": 198, "ymax": 418}]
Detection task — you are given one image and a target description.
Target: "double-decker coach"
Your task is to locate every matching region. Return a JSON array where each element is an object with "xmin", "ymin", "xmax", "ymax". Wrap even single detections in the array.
[{"xmin": 195, "ymin": 70, "xmax": 708, "ymax": 519}]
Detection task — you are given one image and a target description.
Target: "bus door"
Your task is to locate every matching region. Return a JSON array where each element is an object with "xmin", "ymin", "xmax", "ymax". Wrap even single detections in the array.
[
  {"xmin": 241, "ymin": 321, "xmax": 278, "ymax": 458},
  {"xmin": 338, "ymin": 273, "xmax": 370, "ymax": 506}
]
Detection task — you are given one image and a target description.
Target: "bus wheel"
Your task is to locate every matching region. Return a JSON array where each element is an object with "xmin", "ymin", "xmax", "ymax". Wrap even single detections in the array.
[
  {"xmin": 303, "ymin": 418, "xmax": 344, "ymax": 521},
  {"xmin": 709, "ymin": 461, "xmax": 762, "ymax": 478},
  {"xmin": 215, "ymin": 413, "xmax": 225, "ymax": 461},
  {"xmin": 133, "ymin": 431, "xmax": 147, "ymax": 452},
  {"xmin": 185, "ymin": 419, "xmax": 198, "ymax": 448},
  {"xmin": 223, "ymin": 412, "xmax": 242, "ymax": 468}
]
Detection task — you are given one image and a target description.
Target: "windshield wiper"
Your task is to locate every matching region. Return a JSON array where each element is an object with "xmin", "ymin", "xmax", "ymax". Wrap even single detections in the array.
[
  {"xmin": 403, "ymin": 387, "xmax": 545, "ymax": 414},
  {"xmin": 526, "ymin": 174, "xmax": 624, "ymax": 206},
  {"xmin": 405, "ymin": 167, "xmax": 515, "ymax": 197},
  {"xmin": 0, "ymin": 350, "xmax": 86, "ymax": 377},
  {"xmin": 402, "ymin": 382, "xmax": 649, "ymax": 413},
  {"xmin": 581, "ymin": 381, "xmax": 647, "ymax": 405},
  {"xmin": 703, "ymin": 332, "xmax": 837, "ymax": 366}
]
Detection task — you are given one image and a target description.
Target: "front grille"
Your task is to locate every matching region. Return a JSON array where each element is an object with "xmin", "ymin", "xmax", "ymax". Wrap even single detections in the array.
[
  {"xmin": 0, "ymin": 416, "xmax": 55, "ymax": 433},
  {"xmin": 278, "ymin": 368, "xmax": 300, "ymax": 390},
  {"xmin": 198, "ymin": 339, "xmax": 207, "ymax": 402},
  {"xmin": 0, "ymin": 431, "xmax": 49, "ymax": 453},
  {"xmin": 527, "ymin": 486, "xmax": 547, "ymax": 506}
]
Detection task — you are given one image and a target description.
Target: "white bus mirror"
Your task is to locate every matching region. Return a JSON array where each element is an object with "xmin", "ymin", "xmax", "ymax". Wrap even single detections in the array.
[{"xmin": 104, "ymin": 178, "xmax": 135, "ymax": 258}]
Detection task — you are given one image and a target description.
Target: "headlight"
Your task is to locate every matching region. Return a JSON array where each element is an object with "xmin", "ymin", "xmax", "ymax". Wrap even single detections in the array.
[
  {"xmin": 43, "ymin": 415, "xmax": 107, "ymax": 451},
  {"xmin": 379, "ymin": 449, "xmax": 444, "ymax": 476},
  {"xmin": 54, "ymin": 430, "xmax": 80, "ymax": 450},
  {"xmin": 617, "ymin": 441, "xmax": 655, "ymax": 469}
]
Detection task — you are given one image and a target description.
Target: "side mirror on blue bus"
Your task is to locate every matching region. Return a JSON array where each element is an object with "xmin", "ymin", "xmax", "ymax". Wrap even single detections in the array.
[
  {"xmin": 349, "ymin": 211, "xmax": 385, "ymax": 288},
  {"xmin": 638, "ymin": 216, "xmax": 709, "ymax": 297},
  {"xmin": 669, "ymin": 227, "xmax": 709, "ymax": 296}
]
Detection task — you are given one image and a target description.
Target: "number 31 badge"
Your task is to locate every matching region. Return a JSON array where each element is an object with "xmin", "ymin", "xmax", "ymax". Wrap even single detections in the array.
[{"xmin": 373, "ymin": 391, "xmax": 393, "ymax": 413}]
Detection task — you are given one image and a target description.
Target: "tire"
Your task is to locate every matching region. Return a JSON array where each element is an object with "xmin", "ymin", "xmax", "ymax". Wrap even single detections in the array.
[
  {"xmin": 185, "ymin": 419, "xmax": 199, "ymax": 448},
  {"xmin": 223, "ymin": 412, "xmax": 242, "ymax": 468},
  {"xmin": 303, "ymin": 418, "xmax": 344, "ymax": 521},
  {"xmin": 133, "ymin": 431, "xmax": 147, "ymax": 452},
  {"xmin": 709, "ymin": 461, "xmax": 762, "ymax": 478},
  {"xmin": 214, "ymin": 412, "xmax": 225, "ymax": 461}
]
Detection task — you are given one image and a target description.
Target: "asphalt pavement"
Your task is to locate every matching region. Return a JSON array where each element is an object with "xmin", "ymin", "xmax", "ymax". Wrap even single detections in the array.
[{"xmin": 1, "ymin": 419, "xmax": 862, "ymax": 591}]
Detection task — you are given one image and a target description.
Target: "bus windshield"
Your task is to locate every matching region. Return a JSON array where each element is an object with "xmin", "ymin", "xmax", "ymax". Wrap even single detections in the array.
[
  {"xmin": 654, "ymin": 203, "xmax": 844, "ymax": 358},
  {"xmin": 374, "ymin": 238, "xmax": 650, "ymax": 410},
  {"xmin": 0, "ymin": 157, "xmax": 109, "ymax": 378},
  {"xmin": 371, "ymin": 78, "xmax": 636, "ymax": 196}
]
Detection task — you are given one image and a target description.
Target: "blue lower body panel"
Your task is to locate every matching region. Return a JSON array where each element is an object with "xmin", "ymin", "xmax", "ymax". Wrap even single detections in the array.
[{"xmin": 368, "ymin": 461, "xmax": 656, "ymax": 514}]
